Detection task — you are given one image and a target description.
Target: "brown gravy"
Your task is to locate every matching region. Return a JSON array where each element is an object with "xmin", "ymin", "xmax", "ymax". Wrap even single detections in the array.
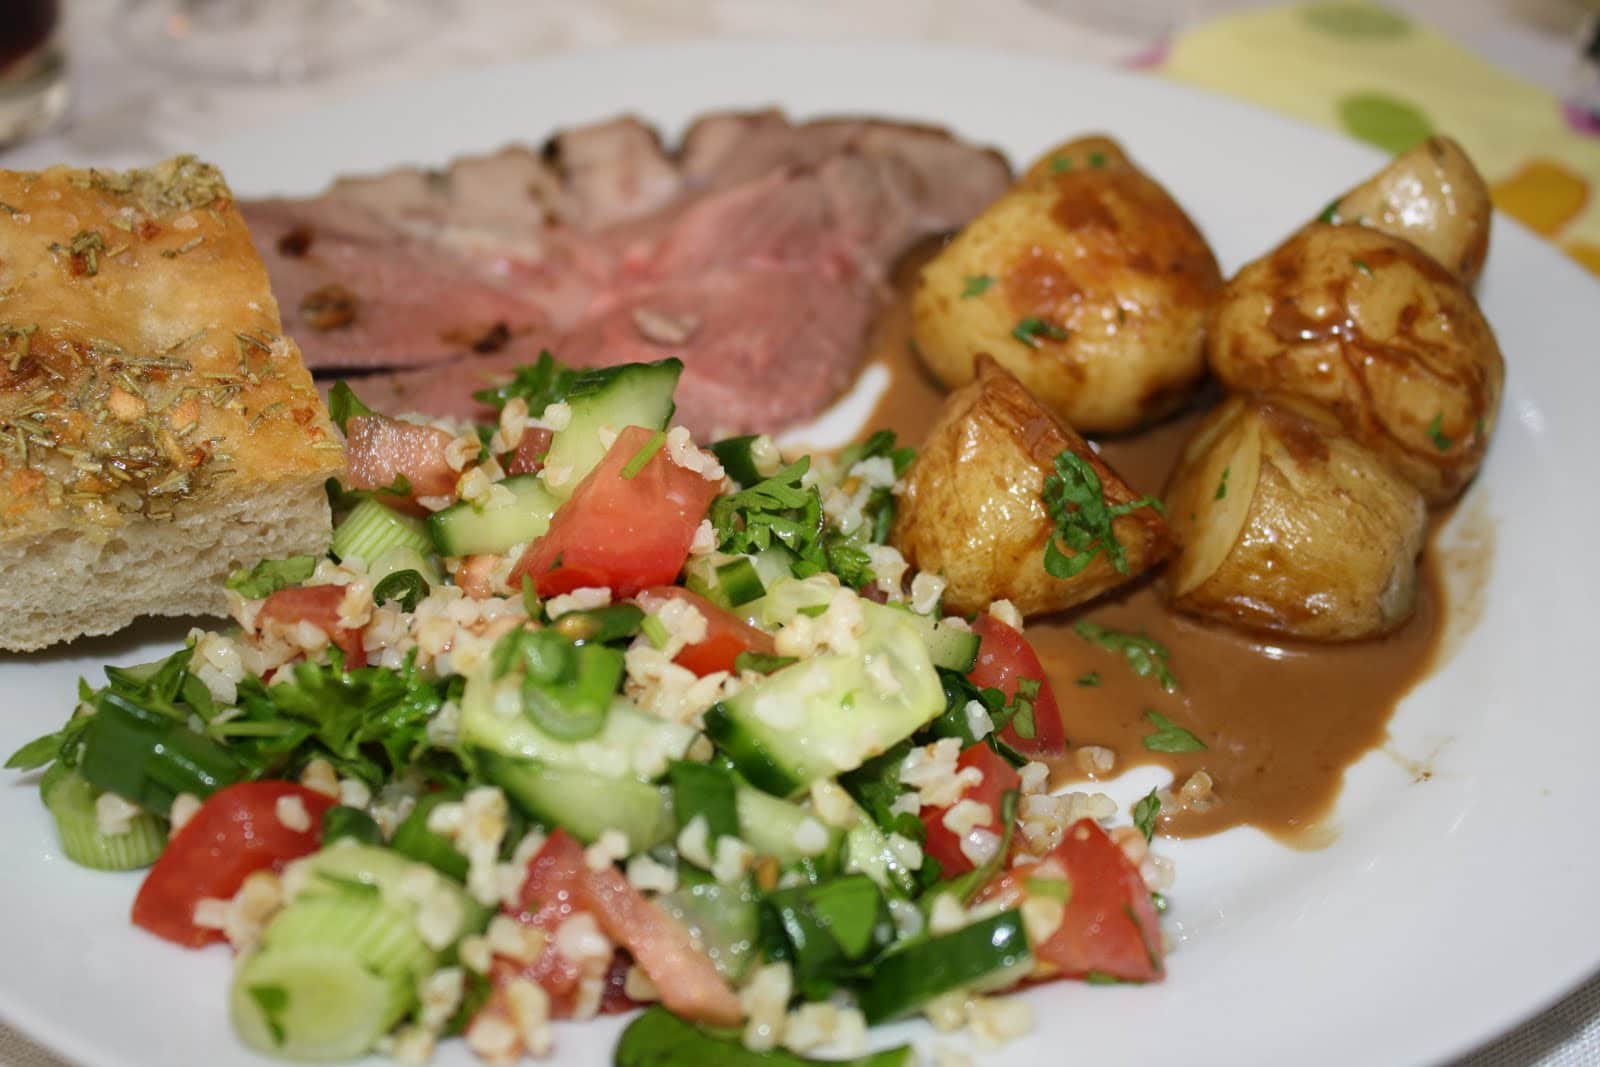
[{"xmin": 858, "ymin": 258, "xmax": 1450, "ymax": 847}]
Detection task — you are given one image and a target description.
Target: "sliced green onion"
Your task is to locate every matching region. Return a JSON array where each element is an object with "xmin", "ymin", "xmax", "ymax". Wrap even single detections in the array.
[
  {"xmin": 641, "ymin": 613, "xmax": 670, "ymax": 649},
  {"xmin": 552, "ymin": 604, "xmax": 645, "ymax": 645},
  {"xmin": 519, "ymin": 644, "xmax": 620, "ymax": 741},
  {"xmin": 732, "ymin": 651, "xmax": 797, "ymax": 675},
  {"xmin": 76, "ymin": 696, "xmax": 246, "ymax": 817},
  {"xmin": 620, "ymin": 429, "xmax": 668, "ymax": 479},
  {"xmin": 372, "ymin": 570, "xmax": 427, "ymax": 612},
  {"xmin": 43, "ymin": 768, "xmax": 167, "ymax": 871},
  {"xmin": 331, "ymin": 497, "xmax": 432, "ymax": 565},
  {"xmin": 923, "ymin": 790, "xmax": 1019, "ymax": 908}
]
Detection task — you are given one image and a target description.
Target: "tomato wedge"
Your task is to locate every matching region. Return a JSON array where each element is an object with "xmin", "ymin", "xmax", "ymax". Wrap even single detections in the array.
[
  {"xmin": 510, "ymin": 426, "xmax": 721, "ymax": 600},
  {"xmin": 919, "ymin": 743, "xmax": 1020, "ymax": 877},
  {"xmin": 979, "ymin": 818, "xmax": 1163, "ymax": 982},
  {"xmin": 344, "ymin": 414, "xmax": 458, "ymax": 515},
  {"xmin": 636, "ymin": 586, "xmax": 776, "ymax": 676},
  {"xmin": 257, "ymin": 584, "xmax": 367, "ymax": 668},
  {"xmin": 511, "ymin": 830, "xmax": 741, "ymax": 1026},
  {"xmin": 970, "ymin": 615, "xmax": 1066, "ymax": 756},
  {"xmin": 131, "ymin": 782, "xmax": 335, "ymax": 948}
]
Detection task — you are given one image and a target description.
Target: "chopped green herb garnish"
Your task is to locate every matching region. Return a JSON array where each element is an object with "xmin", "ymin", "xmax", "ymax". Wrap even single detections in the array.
[
  {"xmin": 1076, "ymin": 671, "xmax": 1101, "ymax": 688},
  {"xmin": 472, "ymin": 350, "xmax": 577, "ymax": 413},
  {"xmin": 226, "ymin": 555, "xmax": 318, "ymax": 599},
  {"xmin": 620, "ymin": 429, "xmax": 667, "ymax": 479},
  {"xmin": 1142, "ymin": 710, "xmax": 1206, "ymax": 753},
  {"xmin": 961, "ymin": 274, "xmax": 995, "ymax": 298},
  {"xmin": 1088, "ymin": 151, "xmax": 1107, "ymax": 168},
  {"xmin": 1041, "ymin": 451, "xmax": 1163, "ymax": 580},
  {"xmin": 1012, "ymin": 316, "xmax": 1069, "ymax": 348},
  {"xmin": 1074, "ymin": 620, "xmax": 1179, "ymax": 692},
  {"xmin": 520, "ymin": 574, "xmax": 540, "ymax": 618},
  {"xmin": 372, "ymin": 569, "xmax": 427, "ymax": 612},
  {"xmin": 733, "ymin": 651, "xmax": 799, "ymax": 674},
  {"xmin": 325, "ymin": 381, "xmax": 372, "ymax": 435},
  {"xmin": 1085, "ymin": 970, "xmax": 1123, "ymax": 985},
  {"xmin": 1317, "ymin": 198, "xmax": 1341, "ymax": 224},
  {"xmin": 1133, "ymin": 788, "xmax": 1161, "ymax": 842},
  {"xmin": 1025, "ymin": 875, "xmax": 1072, "ymax": 901},
  {"xmin": 1152, "ymin": 891, "xmax": 1169, "ymax": 914},
  {"xmin": 1214, "ymin": 465, "xmax": 1230, "ymax": 500},
  {"xmin": 1352, "ymin": 258, "xmax": 1373, "ymax": 276},
  {"xmin": 1051, "ymin": 156, "xmax": 1072, "ymax": 173},
  {"xmin": 1427, "ymin": 413, "xmax": 1454, "ymax": 451}
]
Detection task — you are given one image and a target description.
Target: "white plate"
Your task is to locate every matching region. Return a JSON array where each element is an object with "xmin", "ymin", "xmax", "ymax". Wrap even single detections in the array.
[{"xmin": 3, "ymin": 40, "xmax": 1598, "ymax": 1067}]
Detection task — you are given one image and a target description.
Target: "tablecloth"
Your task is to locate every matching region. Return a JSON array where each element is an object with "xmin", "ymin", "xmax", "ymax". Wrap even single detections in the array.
[{"xmin": 2, "ymin": 0, "xmax": 1596, "ymax": 1064}]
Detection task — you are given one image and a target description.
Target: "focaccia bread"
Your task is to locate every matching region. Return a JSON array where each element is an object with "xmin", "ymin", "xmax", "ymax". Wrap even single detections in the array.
[{"xmin": 0, "ymin": 156, "xmax": 343, "ymax": 651}]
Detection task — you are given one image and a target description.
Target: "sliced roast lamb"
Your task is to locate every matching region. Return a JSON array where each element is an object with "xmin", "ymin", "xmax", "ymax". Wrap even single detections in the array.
[{"xmin": 243, "ymin": 110, "xmax": 1010, "ymax": 436}]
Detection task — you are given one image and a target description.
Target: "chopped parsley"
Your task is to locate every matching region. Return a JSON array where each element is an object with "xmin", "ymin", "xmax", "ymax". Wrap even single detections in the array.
[
  {"xmin": 1051, "ymin": 156, "xmax": 1072, "ymax": 173},
  {"xmin": 1427, "ymin": 413, "xmax": 1454, "ymax": 451},
  {"xmin": 1012, "ymin": 316, "xmax": 1069, "ymax": 348},
  {"xmin": 1132, "ymin": 788, "xmax": 1161, "ymax": 842},
  {"xmin": 226, "ymin": 555, "xmax": 319, "ymax": 599},
  {"xmin": 1316, "ymin": 198, "xmax": 1341, "ymax": 224},
  {"xmin": 1142, "ymin": 710, "xmax": 1207, "ymax": 753},
  {"xmin": 1352, "ymin": 258, "xmax": 1373, "ymax": 277},
  {"xmin": 1214, "ymin": 465, "xmax": 1230, "ymax": 501},
  {"xmin": 326, "ymin": 380, "xmax": 373, "ymax": 434},
  {"xmin": 733, "ymin": 651, "xmax": 799, "ymax": 674},
  {"xmin": 471, "ymin": 349, "xmax": 577, "ymax": 413},
  {"xmin": 1041, "ymin": 451, "xmax": 1162, "ymax": 580},
  {"xmin": 1076, "ymin": 670, "xmax": 1101, "ymax": 688},
  {"xmin": 1088, "ymin": 151, "xmax": 1107, "ymax": 168},
  {"xmin": 1074, "ymin": 620, "xmax": 1179, "ymax": 692},
  {"xmin": 961, "ymin": 274, "xmax": 995, "ymax": 298}
]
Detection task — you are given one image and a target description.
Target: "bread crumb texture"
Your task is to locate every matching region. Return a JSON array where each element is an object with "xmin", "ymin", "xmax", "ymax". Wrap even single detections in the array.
[{"xmin": 0, "ymin": 157, "xmax": 343, "ymax": 649}]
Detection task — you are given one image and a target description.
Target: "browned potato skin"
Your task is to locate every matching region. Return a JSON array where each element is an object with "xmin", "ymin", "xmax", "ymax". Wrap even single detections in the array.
[
  {"xmin": 1208, "ymin": 223, "xmax": 1503, "ymax": 504},
  {"xmin": 912, "ymin": 137, "xmax": 1223, "ymax": 434},
  {"xmin": 1018, "ymin": 134, "xmax": 1130, "ymax": 184},
  {"xmin": 1332, "ymin": 135, "xmax": 1492, "ymax": 285},
  {"xmin": 891, "ymin": 356, "xmax": 1170, "ymax": 617},
  {"xmin": 1164, "ymin": 395, "xmax": 1427, "ymax": 641}
]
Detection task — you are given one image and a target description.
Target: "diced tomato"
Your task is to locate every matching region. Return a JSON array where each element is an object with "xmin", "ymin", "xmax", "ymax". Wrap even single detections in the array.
[
  {"xmin": 509, "ymin": 426, "xmax": 721, "ymax": 600},
  {"xmin": 636, "ymin": 586, "xmax": 776, "ymax": 676},
  {"xmin": 131, "ymin": 782, "xmax": 335, "ymax": 948},
  {"xmin": 978, "ymin": 819, "xmax": 1164, "ymax": 983},
  {"xmin": 509, "ymin": 830, "xmax": 741, "ymax": 1026},
  {"xmin": 919, "ymin": 743, "xmax": 1021, "ymax": 878},
  {"xmin": 344, "ymin": 413, "xmax": 457, "ymax": 515},
  {"xmin": 257, "ymin": 584, "xmax": 367, "ymax": 668},
  {"xmin": 455, "ymin": 554, "xmax": 504, "ymax": 599},
  {"xmin": 970, "ymin": 615, "xmax": 1066, "ymax": 756},
  {"xmin": 504, "ymin": 427, "xmax": 555, "ymax": 476}
]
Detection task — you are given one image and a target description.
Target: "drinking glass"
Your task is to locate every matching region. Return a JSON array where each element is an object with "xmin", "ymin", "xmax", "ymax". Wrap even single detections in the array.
[{"xmin": 0, "ymin": 0, "xmax": 69, "ymax": 146}]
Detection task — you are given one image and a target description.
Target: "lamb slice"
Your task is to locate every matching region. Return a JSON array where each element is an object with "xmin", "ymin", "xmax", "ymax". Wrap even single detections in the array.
[
  {"xmin": 242, "ymin": 198, "xmax": 558, "ymax": 371},
  {"xmin": 347, "ymin": 267, "xmax": 875, "ymax": 438},
  {"xmin": 547, "ymin": 116, "xmax": 685, "ymax": 230}
]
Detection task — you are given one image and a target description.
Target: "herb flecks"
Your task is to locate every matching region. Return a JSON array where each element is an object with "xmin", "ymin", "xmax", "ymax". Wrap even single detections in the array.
[
  {"xmin": 1352, "ymin": 258, "xmax": 1373, "ymax": 277},
  {"xmin": 1317, "ymin": 198, "xmax": 1341, "ymax": 224},
  {"xmin": 51, "ymin": 230, "xmax": 107, "ymax": 277},
  {"xmin": 1041, "ymin": 451, "xmax": 1162, "ymax": 580},
  {"xmin": 1142, "ymin": 710, "xmax": 1206, "ymax": 753},
  {"xmin": 961, "ymin": 274, "xmax": 995, "ymax": 298},
  {"xmin": 1427, "ymin": 413, "xmax": 1454, "ymax": 452},
  {"xmin": 1132, "ymin": 788, "xmax": 1161, "ymax": 841},
  {"xmin": 1012, "ymin": 316, "xmax": 1069, "ymax": 348},
  {"xmin": 1074, "ymin": 620, "xmax": 1179, "ymax": 692},
  {"xmin": 1214, "ymin": 465, "xmax": 1230, "ymax": 501}
]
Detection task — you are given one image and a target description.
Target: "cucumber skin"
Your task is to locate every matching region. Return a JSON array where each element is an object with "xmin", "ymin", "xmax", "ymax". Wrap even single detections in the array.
[
  {"xmin": 857, "ymin": 909, "xmax": 1034, "ymax": 1024},
  {"xmin": 542, "ymin": 359, "xmax": 683, "ymax": 500},
  {"xmin": 427, "ymin": 473, "xmax": 559, "ymax": 558}
]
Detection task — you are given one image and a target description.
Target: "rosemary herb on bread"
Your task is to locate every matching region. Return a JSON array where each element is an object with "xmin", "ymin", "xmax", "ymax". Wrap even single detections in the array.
[{"xmin": 0, "ymin": 156, "xmax": 343, "ymax": 651}]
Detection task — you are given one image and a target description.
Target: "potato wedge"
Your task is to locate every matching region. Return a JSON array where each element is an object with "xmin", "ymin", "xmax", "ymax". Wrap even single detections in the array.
[
  {"xmin": 912, "ymin": 137, "xmax": 1222, "ymax": 433},
  {"xmin": 891, "ymin": 355, "xmax": 1169, "ymax": 617},
  {"xmin": 1208, "ymin": 223, "xmax": 1503, "ymax": 504},
  {"xmin": 1164, "ymin": 395, "xmax": 1427, "ymax": 641},
  {"xmin": 1018, "ymin": 134, "xmax": 1130, "ymax": 184},
  {"xmin": 1329, "ymin": 135, "xmax": 1491, "ymax": 284}
]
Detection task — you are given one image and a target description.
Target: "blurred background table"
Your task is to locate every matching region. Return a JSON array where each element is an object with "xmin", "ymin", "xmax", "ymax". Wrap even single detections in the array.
[{"xmin": 1, "ymin": 0, "xmax": 1597, "ymax": 1064}]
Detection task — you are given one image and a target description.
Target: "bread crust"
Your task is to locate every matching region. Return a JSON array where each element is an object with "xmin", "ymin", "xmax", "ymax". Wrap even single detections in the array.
[{"xmin": 0, "ymin": 157, "xmax": 343, "ymax": 648}]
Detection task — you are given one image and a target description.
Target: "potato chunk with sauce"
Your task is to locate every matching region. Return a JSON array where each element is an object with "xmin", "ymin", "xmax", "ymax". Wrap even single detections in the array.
[
  {"xmin": 1327, "ymin": 135, "xmax": 1492, "ymax": 285},
  {"xmin": 912, "ymin": 136, "xmax": 1223, "ymax": 434},
  {"xmin": 1208, "ymin": 223, "xmax": 1503, "ymax": 504},
  {"xmin": 891, "ymin": 356, "xmax": 1169, "ymax": 617},
  {"xmin": 1164, "ymin": 395, "xmax": 1427, "ymax": 641}
]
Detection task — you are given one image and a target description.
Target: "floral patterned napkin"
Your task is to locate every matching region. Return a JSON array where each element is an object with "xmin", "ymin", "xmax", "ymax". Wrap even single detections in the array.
[{"xmin": 1156, "ymin": 1, "xmax": 1600, "ymax": 279}]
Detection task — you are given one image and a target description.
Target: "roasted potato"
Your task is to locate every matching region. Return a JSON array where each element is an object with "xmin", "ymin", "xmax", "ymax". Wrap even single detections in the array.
[
  {"xmin": 912, "ymin": 136, "xmax": 1222, "ymax": 434},
  {"xmin": 891, "ymin": 356, "xmax": 1169, "ymax": 617},
  {"xmin": 1208, "ymin": 223, "xmax": 1503, "ymax": 504},
  {"xmin": 1327, "ymin": 135, "xmax": 1491, "ymax": 285},
  {"xmin": 1164, "ymin": 395, "xmax": 1426, "ymax": 641},
  {"xmin": 1018, "ymin": 134, "xmax": 1130, "ymax": 184}
]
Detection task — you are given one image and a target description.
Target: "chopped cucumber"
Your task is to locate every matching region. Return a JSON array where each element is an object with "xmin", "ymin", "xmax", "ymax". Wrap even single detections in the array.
[
  {"xmin": 480, "ymin": 753, "xmax": 675, "ymax": 849},
  {"xmin": 708, "ymin": 434, "xmax": 766, "ymax": 487},
  {"xmin": 704, "ymin": 603, "xmax": 943, "ymax": 797},
  {"xmin": 331, "ymin": 497, "xmax": 432, "ymax": 565},
  {"xmin": 292, "ymin": 842, "xmax": 490, "ymax": 936},
  {"xmin": 461, "ymin": 669, "xmax": 695, "ymax": 782},
  {"xmin": 843, "ymin": 812, "xmax": 920, "ymax": 898},
  {"xmin": 427, "ymin": 472, "xmax": 559, "ymax": 558},
  {"xmin": 657, "ymin": 881, "xmax": 760, "ymax": 982},
  {"xmin": 905, "ymin": 613, "xmax": 982, "ymax": 673},
  {"xmin": 231, "ymin": 944, "xmax": 408, "ymax": 1061},
  {"xmin": 42, "ymin": 767, "xmax": 166, "ymax": 871},
  {"xmin": 542, "ymin": 359, "xmax": 682, "ymax": 499},
  {"xmin": 856, "ymin": 909, "xmax": 1034, "ymax": 1023},
  {"xmin": 735, "ymin": 787, "xmax": 840, "ymax": 867}
]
